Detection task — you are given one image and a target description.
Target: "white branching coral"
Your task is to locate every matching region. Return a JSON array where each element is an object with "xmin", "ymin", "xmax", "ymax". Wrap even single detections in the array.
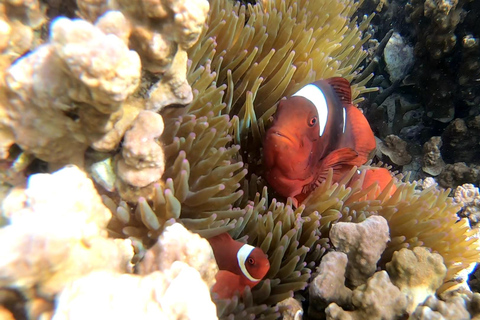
[
  {"xmin": 53, "ymin": 223, "xmax": 218, "ymax": 320},
  {"xmin": 115, "ymin": 110, "xmax": 166, "ymax": 201},
  {"xmin": 76, "ymin": 0, "xmax": 210, "ymax": 111},
  {"xmin": 2, "ymin": 12, "xmax": 141, "ymax": 166},
  {"xmin": 53, "ymin": 266, "xmax": 217, "ymax": 320},
  {"xmin": 454, "ymin": 183, "xmax": 480, "ymax": 227},
  {"xmin": 386, "ymin": 247, "xmax": 447, "ymax": 313},
  {"xmin": 0, "ymin": 166, "xmax": 134, "ymax": 300}
]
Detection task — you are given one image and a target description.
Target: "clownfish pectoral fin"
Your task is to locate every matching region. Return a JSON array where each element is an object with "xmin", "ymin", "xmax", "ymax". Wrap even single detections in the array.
[
  {"xmin": 342, "ymin": 106, "xmax": 376, "ymax": 163},
  {"xmin": 315, "ymin": 148, "xmax": 359, "ymax": 183},
  {"xmin": 212, "ymin": 270, "xmax": 244, "ymax": 300},
  {"xmin": 325, "ymin": 77, "xmax": 352, "ymax": 107}
]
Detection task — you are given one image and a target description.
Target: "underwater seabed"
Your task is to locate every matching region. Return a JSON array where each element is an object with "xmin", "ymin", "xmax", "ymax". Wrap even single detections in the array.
[{"xmin": 0, "ymin": 0, "xmax": 480, "ymax": 319}]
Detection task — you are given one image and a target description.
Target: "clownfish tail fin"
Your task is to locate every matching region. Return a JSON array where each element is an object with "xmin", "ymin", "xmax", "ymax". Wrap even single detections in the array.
[{"xmin": 342, "ymin": 106, "xmax": 376, "ymax": 164}]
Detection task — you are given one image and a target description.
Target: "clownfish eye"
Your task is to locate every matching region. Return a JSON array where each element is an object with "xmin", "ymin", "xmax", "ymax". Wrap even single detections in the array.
[
  {"xmin": 308, "ymin": 116, "xmax": 317, "ymax": 127},
  {"xmin": 248, "ymin": 257, "xmax": 255, "ymax": 265}
]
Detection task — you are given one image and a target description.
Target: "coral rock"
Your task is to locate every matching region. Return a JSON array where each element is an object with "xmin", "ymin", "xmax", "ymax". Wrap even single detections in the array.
[
  {"xmin": 76, "ymin": 0, "xmax": 210, "ymax": 111},
  {"xmin": 3, "ymin": 13, "xmax": 141, "ymax": 166},
  {"xmin": 325, "ymin": 271, "xmax": 408, "ymax": 320},
  {"xmin": 329, "ymin": 215, "xmax": 390, "ymax": 286},
  {"xmin": 384, "ymin": 32, "xmax": 414, "ymax": 83},
  {"xmin": 277, "ymin": 297, "xmax": 303, "ymax": 320},
  {"xmin": 53, "ymin": 265, "xmax": 217, "ymax": 320},
  {"xmin": 115, "ymin": 110, "xmax": 165, "ymax": 201},
  {"xmin": 0, "ymin": 166, "xmax": 133, "ymax": 299},
  {"xmin": 386, "ymin": 247, "xmax": 447, "ymax": 313},
  {"xmin": 454, "ymin": 183, "xmax": 480, "ymax": 228},
  {"xmin": 137, "ymin": 223, "xmax": 217, "ymax": 288},
  {"xmin": 422, "ymin": 136, "xmax": 446, "ymax": 176},
  {"xmin": 309, "ymin": 252, "xmax": 352, "ymax": 318},
  {"xmin": 410, "ymin": 295, "xmax": 470, "ymax": 320},
  {"xmin": 438, "ymin": 162, "xmax": 480, "ymax": 188},
  {"xmin": 378, "ymin": 134, "xmax": 412, "ymax": 166}
]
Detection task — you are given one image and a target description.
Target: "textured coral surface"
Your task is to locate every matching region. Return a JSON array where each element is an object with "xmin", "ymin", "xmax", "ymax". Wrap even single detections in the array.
[{"xmin": 1, "ymin": 0, "xmax": 480, "ymax": 319}]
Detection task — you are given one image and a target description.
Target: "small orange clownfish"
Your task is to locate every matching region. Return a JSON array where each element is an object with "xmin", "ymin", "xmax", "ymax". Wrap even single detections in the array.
[
  {"xmin": 263, "ymin": 77, "xmax": 376, "ymax": 206},
  {"xmin": 207, "ymin": 233, "xmax": 270, "ymax": 299}
]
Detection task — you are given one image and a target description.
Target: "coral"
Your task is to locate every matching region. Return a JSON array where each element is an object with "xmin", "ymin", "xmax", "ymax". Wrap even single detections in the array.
[
  {"xmin": 115, "ymin": 110, "xmax": 166, "ymax": 201},
  {"xmin": 3, "ymin": 0, "xmax": 480, "ymax": 319},
  {"xmin": 325, "ymin": 271, "xmax": 408, "ymax": 320},
  {"xmin": 137, "ymin": 223, "xmax": 217, "ymax": 288},
  {"xmin": 308, "ymin": 252, "xmax": 352, "ymax": 318},
  {"xmin": 0, "ymin": 0, "xmax": 48, "ymax": 161},
  {"xmin": 0, "ymin": 166, "xmax": 133, "ymax": 301},
  {"xmin": 53, "ymin": 266, "xmax": 217, "ymax": 319},
  {"xmin": 403, "ymin": 0, "xmax": 477, "ymax": 124},
  {"xmin": 386, "ymin": 247, "xmax": 447, "ymax": 313},
  {"xmin": 410, "ymin": 295, "xmax": 471, "ymax": 320},
  {"xmin": 438, "ymin": 162, "xmax": 480, "ymax": 189},
  {"xmin": 442, "ymin": 117, "xmax": 480, "ymax": 165},
  {"xmin": 368, "ymin": 93, "xmax": 425, "ymax": 143},
  {"xmin": 329, "ymin": 215, "xmax": 390, "ymax": 286},
  {"xmin": 77, "ymin": 0, "xmax": 210, "ymax": 111},
  {"xmin": 53, "ymin": 222, "xmax": 217, "ymax": 319},
  {"xmin": 2, "ymin": 0, "xmax": 46, "ymax": 28},
  {"xmin": 454, "ymin": 184, "xmax": 480, "ymax": 229},
  {"xmin": 383, "ymin": 32, "xmax": 414, "ymax": 83},
  {"xmin": 277, "ymin": 297, "xmax": 303, "ymax": 320},
  {"xmin": 422, "ymin": 136, "xmax": 445, "ymax": 176},
  {"xmin": 457, "ymin": 34, "xmax": 480, "ymax": 110},
  {"xmin": 421, "ymin": 177, "xmax": 439, "ymax": 190},
  {"xmin": 378, "ymin": 134, "xmax": 412, "ymax": 166},
  {"xmin": 303, "ymin": 168, "xmax": 480, "ymax": 294},
  {"xmin": 2, "ymin": 13, "xmax": 141, "ymax": 167}
]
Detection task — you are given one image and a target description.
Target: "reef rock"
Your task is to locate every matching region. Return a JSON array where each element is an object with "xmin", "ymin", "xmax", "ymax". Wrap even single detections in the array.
[
  {"xmin": 422, "ymin": 136, "xmax": 446, "ymax": 176},
  {"xmin": 384, "ymin": 32, "xmax": 414, "ymax": 83},
  {"xmin": 438, "ymin": 162, "xmax": 480, "ymax": 189},
  {"xmin": 137, "ymin": 223, "xmax": 217, "ymax": 288},
  {"xmin": 0, "ymin": 166, "xmax": 134, "ymax": 300},
  {"xmin": 454, "ymin": 183, "xmax": 480, "ymax": 229},
  {"xmin": 115, "ymin": 110, "xmax": 166, "ymax": 201},
  {"xmin": 329, "ymin": 215, "xmax": 390, "ymax": 286},
  {"xmin": 53, "ymin": 265, "xmax": 217, "ymax": 320},
  {"xmin": 2, "ymin": 13, "xmax": 141, "ymax": 167},
  {"xmin": 378, "ymin": 134, "xmax": 412, "ymax": 166},
  {"xmin": 410, "ymin": 295, "xmax": 470, "ymax": 320},
  {"xmin": 309, "ymin": 252, "xmax": 352, "ymax": 318},
  {"xmin": 76, "ymin": 0, "xmax": 210, "ymax": 111},
  {"xmin": 325, "ymin": 271, "xmax": 408, "ymax": 320},
  {"xmin": 386, "ymin": 247, "xmax": 447, "ymax": 313}
]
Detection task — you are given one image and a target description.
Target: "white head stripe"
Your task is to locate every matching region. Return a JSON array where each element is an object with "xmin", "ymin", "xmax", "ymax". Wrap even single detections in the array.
[
  {"xmin": 342, "ymin": 107, "xmax": 347, "ymax": 133},
  {"xmin": 293, "ymin": 84, "xmax": 328, "ymax": 136},
  {"xmin": 237, "ymin": 244, "xmax": 261, "ymax": 282}
]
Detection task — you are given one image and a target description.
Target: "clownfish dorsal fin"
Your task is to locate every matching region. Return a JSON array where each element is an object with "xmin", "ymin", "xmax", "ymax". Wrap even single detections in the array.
[{"xmin": 325, "ymin": 77, "xmax": 352, "ymax": 107}]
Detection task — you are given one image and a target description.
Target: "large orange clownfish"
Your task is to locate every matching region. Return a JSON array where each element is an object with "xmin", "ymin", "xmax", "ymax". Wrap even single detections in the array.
[
  {"xmin": 207, "ymin": 233, "xmax": 270, "ymax": 299},
  {"xmin": 263, "ymin": 77, "xmax": 378, "ymax": 206}
]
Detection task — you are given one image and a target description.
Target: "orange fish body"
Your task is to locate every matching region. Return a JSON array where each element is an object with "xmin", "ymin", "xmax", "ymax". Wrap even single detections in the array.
[
  {"xmin": 207, "ymin": 233, "xmax": 270, "ymax": 299},
  {"xmin": 349, "ymin": 167, "xmax": 398, "ymax": 199},
  {"xmin": 263, "ymin": 77, "xmax": 376, "ymax": 205}
]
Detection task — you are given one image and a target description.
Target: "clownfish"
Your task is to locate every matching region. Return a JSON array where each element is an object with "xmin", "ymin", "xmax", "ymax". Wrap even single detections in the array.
[
  {"xmin": 348, "ymin": 167, "xmax": 398, "ymax": 199},
  {"xmin": 207, "ymin": 233, "xmax": 270, "ymax": 299},
  {"xmin": 263, "ymin": 77, "xmax": 376, "ymax": 206}
]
